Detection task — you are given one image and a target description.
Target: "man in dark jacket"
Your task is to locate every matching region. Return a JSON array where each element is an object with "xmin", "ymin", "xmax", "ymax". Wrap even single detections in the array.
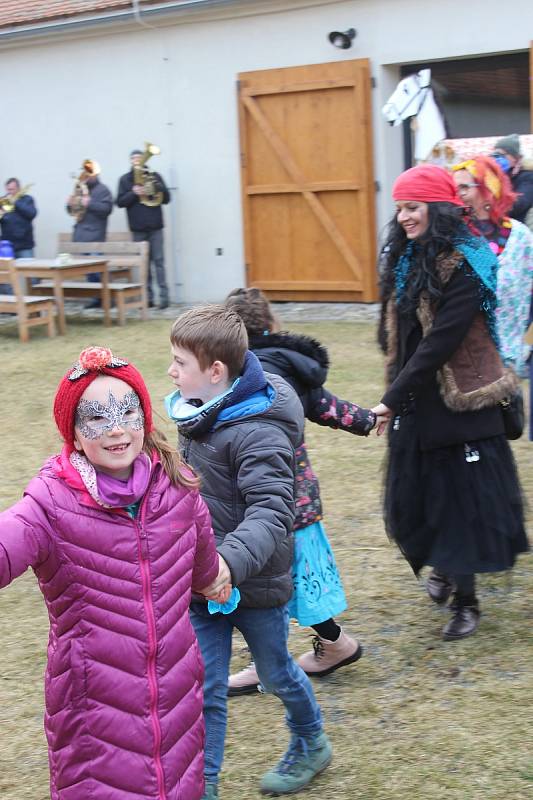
[
  {"xmin": 116, "ymin": 149, "xmax": 170, "ymax": 309},
  {"xmin": 491, "ymin": 134, "xmax": 533, "ymax": 225},
  {"xmin": 166, "ymin": 305, "xmax": 332, "ymax": 800},
  {"xmin": 66, "ymin": 161, "xmax": 113, "ymax": 308},
  {"xmin": 0, "ymin": 178, "xmax": 37, "ymax": 257},
  {"xmin": 67, "ymin": 164, "xmax": 112, "ymax": 244}
]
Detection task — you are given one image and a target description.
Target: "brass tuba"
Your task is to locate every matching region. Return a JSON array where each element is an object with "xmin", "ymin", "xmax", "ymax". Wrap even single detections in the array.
[
  {"xmin": 69, "ymin": 159, "xmax": 100, "ymax": 223},
  {"xmin": 132, "ymin": 143, "xmax": 163, "ymax": 207},
  {"xmin": 0, "ymin": 183, "xmax": 33, "ymax": 219}
]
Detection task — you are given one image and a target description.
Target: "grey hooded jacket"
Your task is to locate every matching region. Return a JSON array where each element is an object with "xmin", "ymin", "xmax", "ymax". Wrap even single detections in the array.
[
  {"xmin": 69, "ymin": 179, "xmax": 113, "ymax": 243},
  {"xmin": 178, "ymin": 369, "xmax": 304, "ymax": 608}
]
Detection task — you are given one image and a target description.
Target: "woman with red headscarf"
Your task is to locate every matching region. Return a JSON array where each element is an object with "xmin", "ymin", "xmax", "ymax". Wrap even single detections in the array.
[
  {"xmin": 372, "ymin": 165, "xmax": 528, "ymax": 642},
  {"xmin": 451, "ymin": 156, "xmax": 533, "ymax": 378}
]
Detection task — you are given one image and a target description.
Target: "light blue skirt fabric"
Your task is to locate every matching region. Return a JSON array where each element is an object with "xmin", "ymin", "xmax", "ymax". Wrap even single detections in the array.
[{"xmin": 287, "ymin": 521, "xmax": 347, "ymax": 626}]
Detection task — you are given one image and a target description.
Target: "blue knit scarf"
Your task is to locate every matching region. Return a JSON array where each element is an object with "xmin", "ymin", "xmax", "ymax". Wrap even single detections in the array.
[{"xmin": 394, "ymin": 233, "xmax": 500, "ymax": 345}]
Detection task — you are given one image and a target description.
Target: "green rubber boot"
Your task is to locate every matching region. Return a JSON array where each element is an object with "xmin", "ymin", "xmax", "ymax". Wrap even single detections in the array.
[{"xmin": 201, "ymin": 783, "xmax": 218, "ymax": 800}]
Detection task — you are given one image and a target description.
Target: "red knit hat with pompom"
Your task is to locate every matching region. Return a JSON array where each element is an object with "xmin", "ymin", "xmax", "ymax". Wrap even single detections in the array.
[{"xmin": 53, "ymin": 346, "xmax": 154, "ymax": 447}]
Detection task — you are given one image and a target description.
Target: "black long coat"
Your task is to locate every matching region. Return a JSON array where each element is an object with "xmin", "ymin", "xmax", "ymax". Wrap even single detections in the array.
[{"xmin": 382, "ymin": 265, "xmax": 504, "ymax": 450}]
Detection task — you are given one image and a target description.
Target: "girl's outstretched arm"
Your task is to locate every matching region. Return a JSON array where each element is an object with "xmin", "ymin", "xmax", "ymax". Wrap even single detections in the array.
[
  {"xmin": 0, "ymin": 495, "xmax": 51, "ymax": 589},
  {"xmin": 307, "ymin": 387, "xmax": 376, "ymax": 436}
]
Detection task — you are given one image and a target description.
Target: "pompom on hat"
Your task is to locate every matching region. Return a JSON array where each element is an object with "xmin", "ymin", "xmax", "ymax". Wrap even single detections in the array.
[
  {"xmin": 53, "ymin": 346, "xmax": 154, "ymax": 448},
  {"xmin": 392, "ymin": 164, "xmax": 464, "ymax": 206}
]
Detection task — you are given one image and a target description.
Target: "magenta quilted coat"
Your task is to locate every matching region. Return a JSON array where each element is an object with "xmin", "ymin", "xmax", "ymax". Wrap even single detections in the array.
[{"xmin": 0, "ymin": 452, "xmax": 219, "ymax": 800}]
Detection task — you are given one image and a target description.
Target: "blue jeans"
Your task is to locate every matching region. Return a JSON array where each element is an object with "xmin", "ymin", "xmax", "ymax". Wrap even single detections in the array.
[
  {"xmin": 77, "ymin": 251, "xmax": 103, "ymax": 282},
  {"xmin": 190, "ymin": 602, "xmax": 323, "ymax": 786}
]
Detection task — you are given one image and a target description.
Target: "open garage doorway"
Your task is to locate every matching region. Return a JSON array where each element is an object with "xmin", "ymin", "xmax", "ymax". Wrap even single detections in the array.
[{"xmin": 400, "ymin": 50, "xmax": 531, "ymax": 165}]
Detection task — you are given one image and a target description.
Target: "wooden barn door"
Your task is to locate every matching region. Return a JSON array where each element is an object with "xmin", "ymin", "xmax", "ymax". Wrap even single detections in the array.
[{"xmin": 238, "ymin": 59, "xmax": 377, "ymax": 302}]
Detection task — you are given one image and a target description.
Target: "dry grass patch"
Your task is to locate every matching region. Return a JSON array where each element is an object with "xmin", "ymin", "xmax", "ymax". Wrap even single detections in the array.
[{"xmin": 0, "ymin": 317, "xmax": 531, "ymax": 800}]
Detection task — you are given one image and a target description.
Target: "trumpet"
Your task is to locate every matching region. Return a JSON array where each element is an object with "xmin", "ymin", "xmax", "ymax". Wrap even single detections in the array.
[
  {"xmin": 133, "ymin": 143, "xmax": 163, "ymax": 207},
  {"xmin": 68, "ymin": 159, "xmax": 100, "ymax": 223},
  {"xmin": 0, "ymin": 183, "xmax": 33, "ymax": 218}
]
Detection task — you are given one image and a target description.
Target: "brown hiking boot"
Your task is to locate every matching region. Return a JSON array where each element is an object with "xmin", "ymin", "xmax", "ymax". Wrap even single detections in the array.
[{"xmin": 297, "ymin": 630, "xmax": 363, "ymax": 677}]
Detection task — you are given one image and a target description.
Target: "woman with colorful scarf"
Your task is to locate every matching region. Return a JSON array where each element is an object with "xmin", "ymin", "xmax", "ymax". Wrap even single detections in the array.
[
  {"xmin": 373, "ymin": 164, "xmax": 528, "ymax": 642},
  {"xmin": 452, "ymin": 155, "xmax": 533, "ymax": 378}
]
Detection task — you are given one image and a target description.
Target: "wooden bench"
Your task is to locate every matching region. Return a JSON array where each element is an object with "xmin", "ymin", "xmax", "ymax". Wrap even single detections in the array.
[
  {"xmin": 57, "ymin": 237, "xmax": 146, "ymax": 283},
  {"xmin": 31, "ymin": 240, "xmax": 150, "ymax": 325},
  {"xmin": 59, "ymin": 232, "xmax": 133, "ymax": 244},
  {"xmin": 0, "ymin": 258, "xmax": 56, "ymax": 342},
  {"xmin": 33, "ymin": 280, "xmax": 147, "ymax": 326}
]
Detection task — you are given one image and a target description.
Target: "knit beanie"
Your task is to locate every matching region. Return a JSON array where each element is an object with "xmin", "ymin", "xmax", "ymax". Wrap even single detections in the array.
[
  {"xmin": 494, "ymin": 134, "xmax": 521, "ymax": 159},
  {"xmin": 53, "ymin": 346, "xmax": 154, "ymax": 447},
  {"xmin": 392, "ymin": 164, "xmax": 464, "ymax": 206}
]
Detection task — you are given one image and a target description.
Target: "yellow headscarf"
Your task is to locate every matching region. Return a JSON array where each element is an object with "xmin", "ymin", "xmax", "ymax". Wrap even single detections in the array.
[{"xmin": 452, "ymin": 159, "xmax": 501, "ymax": 200}]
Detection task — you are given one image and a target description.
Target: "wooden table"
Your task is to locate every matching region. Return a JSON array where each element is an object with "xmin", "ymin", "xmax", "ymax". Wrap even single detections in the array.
[{"xmin": 14, "ymin": 257, "xmax": 110, "ymax": 335}]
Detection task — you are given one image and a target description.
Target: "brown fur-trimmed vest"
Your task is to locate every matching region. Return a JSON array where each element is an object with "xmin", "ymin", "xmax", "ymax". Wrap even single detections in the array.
[{"xmin": 385, "ymin": 250, "xmax": 518, "ymax": 412}]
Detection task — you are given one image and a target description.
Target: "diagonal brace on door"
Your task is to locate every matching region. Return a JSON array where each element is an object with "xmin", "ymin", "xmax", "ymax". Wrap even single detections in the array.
[{"xmin": 242, "ymin": 94, "xmax": 362, "ymax": 283}]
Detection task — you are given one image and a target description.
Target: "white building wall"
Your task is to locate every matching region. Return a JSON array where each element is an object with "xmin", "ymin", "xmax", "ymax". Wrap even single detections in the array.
[{"xmin": 1, "ymin": 0, "xmax": 532, "ymax": 302}]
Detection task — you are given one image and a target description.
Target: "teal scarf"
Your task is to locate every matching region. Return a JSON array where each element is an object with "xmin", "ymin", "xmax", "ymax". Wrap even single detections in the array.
[{"xmin": 394, "ymin": 233, "xmax": 500, "ymax": 345}]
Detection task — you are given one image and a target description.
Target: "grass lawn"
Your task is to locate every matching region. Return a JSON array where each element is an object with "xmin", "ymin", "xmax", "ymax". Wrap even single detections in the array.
[{"xmin": 0, "ymin": 316, "xmax": 531, "ymax": 800}]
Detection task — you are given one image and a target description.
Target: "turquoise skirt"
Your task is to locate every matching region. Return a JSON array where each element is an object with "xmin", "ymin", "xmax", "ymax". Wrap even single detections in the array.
[{"xmin": 287, "ymin": 521, "xmax": 347, "ymax": 626}]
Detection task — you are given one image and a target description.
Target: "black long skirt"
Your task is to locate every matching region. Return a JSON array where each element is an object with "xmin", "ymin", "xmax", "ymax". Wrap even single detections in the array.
[{"xmin": 384, "ymin": 411, "xmax": 529, "ymax": 575}]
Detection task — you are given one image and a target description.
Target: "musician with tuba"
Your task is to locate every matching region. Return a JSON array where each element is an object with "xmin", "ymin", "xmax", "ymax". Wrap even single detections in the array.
[
  {"xmin": 116, "ymin": 144, "xmax": 171, "ymax": 309},
  {"xmin": 67, "ymin": 159, "xmax": 113, "ymax": 243},
  {"xmin": 66, "ymin": 159, "xmax": 113, "ymax": 308},
  {"xmin": 0, "ymin": 178, "xmax": 37, "ymax": 257}
]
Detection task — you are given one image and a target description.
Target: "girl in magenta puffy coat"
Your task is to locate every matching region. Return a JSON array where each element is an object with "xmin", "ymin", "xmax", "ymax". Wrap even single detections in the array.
[{"xmin": 0, "ymin": 346, "xmax": 223, "ymax": 800}]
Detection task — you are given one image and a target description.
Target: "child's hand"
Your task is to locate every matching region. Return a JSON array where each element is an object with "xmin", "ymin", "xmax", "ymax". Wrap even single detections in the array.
[
  {"xmin": 371, "ymin": 403, "xmax": 392, "ymax": 436},
  {"xmin": 204, "ymin": 583, "xmax": 232, "ymax": 603},
  {"xmin": 199, "ymin": 555, "xmax": 232, "ymax": 597}
]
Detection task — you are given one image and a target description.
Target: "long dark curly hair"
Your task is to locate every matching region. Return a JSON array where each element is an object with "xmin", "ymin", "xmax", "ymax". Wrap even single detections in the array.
[{"xmin": 377, "ymin": 201, "xmax": 473, "ymax": 351}]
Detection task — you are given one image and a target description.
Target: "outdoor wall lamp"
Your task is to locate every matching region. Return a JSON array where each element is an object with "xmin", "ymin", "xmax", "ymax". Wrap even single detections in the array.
[{"xmin": 328, "ymin": 28, "xmax": 357, "ymax": 49}]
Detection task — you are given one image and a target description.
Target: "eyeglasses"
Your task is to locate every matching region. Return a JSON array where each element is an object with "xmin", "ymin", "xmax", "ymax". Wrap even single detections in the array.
[{"xmin": 456, "ymin": 183, "xmax": 479, "ymax": 192}]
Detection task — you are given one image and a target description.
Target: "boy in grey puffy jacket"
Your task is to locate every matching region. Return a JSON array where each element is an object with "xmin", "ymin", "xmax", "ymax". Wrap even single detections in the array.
[{"xmin": 166, "ymin": 305, "xmax": 332, "ymax": 799}]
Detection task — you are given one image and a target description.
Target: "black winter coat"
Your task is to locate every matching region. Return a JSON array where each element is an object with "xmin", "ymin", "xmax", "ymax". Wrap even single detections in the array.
[
  {"xmin": 510, "ymin": 168, "xmax": 533, "ymax": 223},
  {"xmin": 116, "ymin": 169, "xmax": 170, "ymax": 232},
  {"xmin": 249, "ymin": 331, "xmax": 375, "ymax": 433},
  {"xmin": 382, "ymin": 265, "xmax": 504, "ymax": 450},
  {"xmin": 0, "ymin": 194, "xmax": 37, "ymax": 250},
  {"xmin": 249, "ymin": 331, "xmax": 375, "ymax": 530}
]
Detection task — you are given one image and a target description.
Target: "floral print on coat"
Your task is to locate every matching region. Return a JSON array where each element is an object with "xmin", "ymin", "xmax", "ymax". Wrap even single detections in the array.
[{"xmin": 496, "ymin": 219, "xmax": 533, "ymax": 376}]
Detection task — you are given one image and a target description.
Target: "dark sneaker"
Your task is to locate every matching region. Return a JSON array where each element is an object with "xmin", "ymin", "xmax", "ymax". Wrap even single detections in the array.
[
  {"xmin": 426, "ymin": 570, "xmax": 454, "ymax": 605},
  {"xmin": 158, "ymin": 300, "xmax": 169, "ymax": 310},
  {"xmin": 260, "ymin": 732, "xmax": 332, "ymax": 795},
  {"xmin": 201, "ymin": 783, "xmax": 218, "ymax": 800},
  {"xmin": 442, "ymin": 604, "xmax": 480, "ymax": 641}
]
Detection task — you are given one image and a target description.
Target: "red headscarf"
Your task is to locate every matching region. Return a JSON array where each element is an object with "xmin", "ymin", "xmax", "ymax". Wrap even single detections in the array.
[
  {"xmin": 392, "ymin": 164, "xmax": 464, "ymax": 206},
  {"xmin": 53, "ymin": 346, "xmax": 154, "ymax": 448}
]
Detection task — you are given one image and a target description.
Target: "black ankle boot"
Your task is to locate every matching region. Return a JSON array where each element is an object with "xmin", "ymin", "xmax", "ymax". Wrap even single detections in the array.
[
  {"xmin": 442, "ymin": 596, "xmax": 480, "ymax": 641},
  {"xmin": 426, "ymin": 570, "xmax": 454, "ymax": 605}
]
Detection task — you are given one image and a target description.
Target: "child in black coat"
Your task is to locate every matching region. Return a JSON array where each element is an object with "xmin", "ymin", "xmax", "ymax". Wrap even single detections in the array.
[{"xmin": 225, "ymin": 288, "xmax": 376, "ymax": 692}]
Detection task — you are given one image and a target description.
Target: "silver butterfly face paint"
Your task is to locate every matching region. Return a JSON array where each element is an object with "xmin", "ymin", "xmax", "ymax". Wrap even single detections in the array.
[{"xmin": 75, "ymin": 390, "xmax": 144, "ymax": 439}]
